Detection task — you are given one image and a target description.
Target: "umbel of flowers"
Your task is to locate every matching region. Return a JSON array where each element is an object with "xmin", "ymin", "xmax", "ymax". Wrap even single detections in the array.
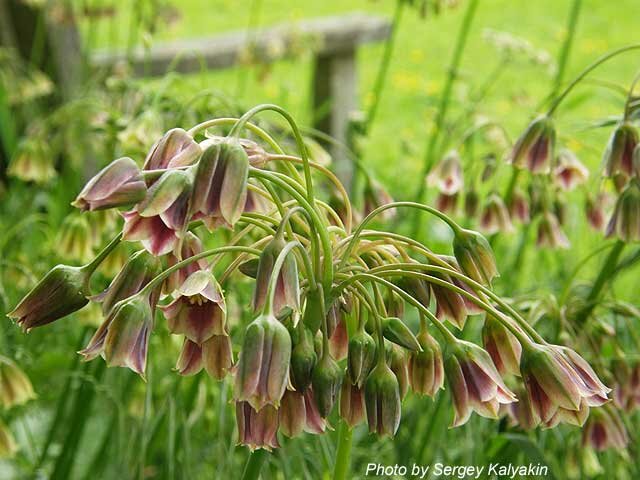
[{"xmin": 8, "ymin": 104, "xmax": 610, "ymax": 452}]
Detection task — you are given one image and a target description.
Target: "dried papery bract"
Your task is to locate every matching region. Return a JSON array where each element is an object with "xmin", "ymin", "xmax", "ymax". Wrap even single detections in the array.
[
  {"xmin": 444, "ymin": 340, "xmax": 516, "ymax": 427},
  {"xmin": 235, "ymin": 312, "xmax": 292, "ymax": 411},
  {"xmin": 509, "ymin": 115, "xmax": 556, "ymax": 174},
  {"xmin": 606, "ymin": 179, "xmax": 640, "ymax": 242},
  {"xmin": 603, "ymin": 123, "xmax": 637, "ymax": 178},
  {"xmin": 8, "ymin": 264, "xmax": 90, "ymax": 332},
  {"xmin": 72, "ymin": 157, "xmax": 147, "ymax": 211}
]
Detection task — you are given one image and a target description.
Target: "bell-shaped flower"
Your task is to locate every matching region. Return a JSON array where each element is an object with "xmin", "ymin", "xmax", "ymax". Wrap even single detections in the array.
[
  {"xmin": 176, "ymin": 335, "xmax": 233, "ymax": 379},
  {"xmin": 192, "ymin": 140, "xmax": 249, "ymax": 228},
  {"xmin": 435, "ymin": 192, "xmax": 458, "ymax": 214},
  {"xmin": 163, "ymin": 232, "xmax": 208, "ymax": 295},
  {"xmin": 347, "ymin": 328, "xmax": 377, "ymax": 388},
  {"xmin": 80, "ymin": 292, "xmax": 154, "ymax": 377},
  {"xmin": 508, "ymin": 188, "xmax": 530, "ymax": 224},
  {"xmin": 606, "ymin": 179, "xmax": 640, "ymax": 242},
  {"xmin": 536, "ymin": 211, "xmax": 570, "ymax": 249},
  {"xmin": 252, "ymin": 232, "xmax": 300, "ymax": 316},
  {"xmin": 509, "ymin": 115, "xmax": 556, "ymax": 174},
  {"xmin": 56, "ymin": 214, "xmax": 94, "ymax": 263},
  {"xmin": 453, "ymin": 228, "xmax": 499, "ymax": 286},
  {"xmin": 161, "ymin": 270, "xmax": 226, "ymax": 345},
  {"xmin": 554, "ymin": 149, "xmax": 589, "ymax": 191},
  {"xmin": 430, "ymin": 271, "xmax": 468, "ymax": 329},
  {"xmin": 72, "ymin": 157, "xmax": 147, "ymax": 211},
  {"xmin": 364, "ymin": 362, "xmax": 401, "ymax": 437},
  {"xmin": 339, "ymin": 381, "xmax": 366, "ymax": 427},
  {"xmin": 582, "ymin": 406, "xmax": 629, "ymax": 451},
  {"xmin": 0, "ymin": 419, "xmax": 17, "ymax": 459},
  {"xmin": 585, "ymin": 193, "xmax": 607, "ymax": 231},
  {"xmin": 235, "ymin": 312, "xmax": 292, "ymax": 411},
  {"xmin": 444, "ymin": 340, "xmax": 516, "ymax": 427},
  {"xmin": 235, "ymin": 401, "xmax": 280, "ymax": 451},
  {"xmin": 427, "ymin": 150, "xmax": 464, "ymax": 195},
  {"xmin": 520, "ymin": 343, "xmax": 610, "ymax": 427},
  {"xmin": 302, "ymin": 388, "xmax": 327, "ymax": 434},
  {"xmin": 278, "ymin": 390, "xmax": 306, "ymax": 438},
  {"xmin": 480, "ymin": 193, "xmax": 514, "ymax": 234},
  {"xmin": 387, "ymin": 344, "xmax": 410, "ymax": 400},
  {"xmin": 507, "ymin": 386, "xmax": 539, "ymax": 430},
  {"xmin": 0, "ymin": 357, "xmax": 36, "ymax": 408},
  {"xmin": 93, "ymin": 249, "xmax": 162, "ymax": 315},
  {"xmin": 603, "ymin": 123, "xmax": 637, "ymax": 178},
  {"xmin": 143, "ymin": 128, "xmax": 201, "ymax": 171},
  {"xmin": 290, "ymin": 325, "xmax": 317, "ymax": 392},
  {"xmin": 329, "ymin": 316, "xmax": 349, "ymax": 361},
  {"xmin": 311, "ymin": 349, "xmax": 343, "ymax": 418},
  {"xmin": 123, "ymin": 168, "xmax": 194, "ymax": 255},
  {"xmin": 482, "ymin": 314, "xmax": 522, "ymax": 377},
  {"xmin": 8, "ymin": 264, "xmax": 90, "ymax": 332},
  {"xmin": 408, "ymin": 325, "xmax": 444, "ymax": 397},
  {"xmin": 437, "ymin": 255, "xmax": 484, "ymax": 316}
]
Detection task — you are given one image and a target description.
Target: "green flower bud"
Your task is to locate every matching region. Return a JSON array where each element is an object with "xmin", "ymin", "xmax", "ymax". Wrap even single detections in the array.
[
  {"xmin": 311, "ymin": 351, "xmax": 343, "ymax": 418},
  {"xmin": 382, "ymin": 317, "xmax": 421, "ymax": 352},
  {"xmin": 387, "ymin": 344, "xmax": 410, "ymax": 400},
  {"xmin": 453, "ymin": 228, "xmax": 499, "ymax": 286},
  {"xmin": 291, "ymin": 325, "xmax": 317, "ymax": 392},
  {"xmin": 235, "ymin": 313, "xmax": 292, "ymax": 411},
  {"xmin": 8, "ymin": 264, "xmax": 90, "ymax": 332},
  {"xmin": 347, "ymin": 329, "xmax": 377, "ymax": 388},
  {"xmin": 302, "ymin": 286, "xmax": 325, "ymax": 334},
  {"xmin": 364, "ymin": 363, "xmax": 401, "ymax": 437},
  {"xmin": 408, "ymin": 327, "xmax": 444, "ymax": 397}
]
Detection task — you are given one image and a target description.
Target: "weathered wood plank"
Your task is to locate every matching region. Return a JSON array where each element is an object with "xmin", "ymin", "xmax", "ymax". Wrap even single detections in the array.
[{"xmin": 91, "ymin": 13, "xmax": 391, "ymax": 76}]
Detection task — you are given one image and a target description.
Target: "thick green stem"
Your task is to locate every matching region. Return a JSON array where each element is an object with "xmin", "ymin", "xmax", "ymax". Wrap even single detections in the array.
[
  {"xmin": 413, "ymin": 0, "xmax": 479, "ymax": 203},
  {"xmin": 332, "ymin": 421, "xmax": 353, "ymax": 480},
  {"xmin": 574, "ymin": 240, "xmax": 625, "ymax": 325},
  {"xmin": 241, "ymin": 450, "xmax": 267, "ymax": 480}
]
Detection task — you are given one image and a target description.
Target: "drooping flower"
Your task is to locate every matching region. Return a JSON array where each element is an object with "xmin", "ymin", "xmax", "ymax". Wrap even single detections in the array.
[
  {"xmin": 453, "ymin": 228, "xmax": 499, "ymax": 286},
  {"xmin": 480, "ymin": 193, "xmax": 514, "ymax": 234},
  {"xmin": 175, "ymin": 335, "xmax": 233, "ymax": 379},
  {"xmin": 606, "ymin": 179, "xmax": 640, "ymax": 242},
  {"xmin": 347, "ymin": 328, "xmax": 377, "ymax": 388},
  {"xmin": 536, "ymin": 211, "xmax": 570, "ymax": 249},
  {"xmin": 235, "ymin": 401, "xmax": 280, "ymax": 451},
  {"xmin": 80, "ymin": 292, "xmax": 155, "ymax": 377},
  {"xmin": 387, "ymin": 344, "xmax": 410, "ymax": 400},
  {"xmin": 444, "ymin": 340, "xmax": 516, "ymax": 427},
  {"xmin": 56, "ymin": 214, "xmax": 94, "ymax": 263},
  {"xmin": 8, "ymin": 264, "xmax": 90, "ymax": 332},
  {"xmin": 161, "ymin": 270, "xmax": 226, "ymax": 345},
  {"xmin": 482, "ymin": 314, "xmax": 522, "ymax": 377},
  {"xmin": 382, "ymin": 317, "xmax": 422, "ymax": 350},
  {"xmin": 191, "ymin": 140, "xmax": 250, "ymax": 229},
  {"xmin": 408, "ymin": 325, "xmax": 444, "ymax": 397},
  {"xmin": 427, "ymin": 150, "xmax": 464, "ymax": 195},
  {"xmin": 0, "ymin": 357, "xmax": 36, "ymax": 408},
  {"xmin": 364, "ymin": 362, "xmax": 401, "ymax": 437},
  {"xmin": 302, "ymin": 388, "xmax": 327, "ymax": 434},
  {"xmin": 311, "ymin": 350, "xmax": 343, "ymax": 418},
  {"xmin": 509, "ymin": 115, "xmax": 556, "ymax": 174},
  {"xmin": 252, "ymin": 232, "xmax": 300, "ymax": 316},
  {"xmin": 554, "ymin": 149, "xmax": 589, "ymax": 191},
  {"xmin": 123, "ymin": 168, "xmax": 194, "ymax": 255},
  {"xmin": 143, "ymin": 128, "xmax": 201, "ymax": 171},
  {"xmin": 92, "ymin": 249, "xmax": 162, "ymax": 315},
  {"xmin": 234, "ymin": 312, "xmax": 292, "ymax": 411},
  {"xmin": 435, "ymin": 192, "xmax": 458, "ymax": 214},
  {"xmin": 339, "ymin": 380, "xmax": 366, "ymax": 427},
  {"xmin": 429, "ymin": 271, "xmax": 468, "ymax": 329},
  {"xmin": 437, "ymin": 256, "xmax": 485, "ymax": 316},
  {"xmin": 329, "ymin": 316, "xmax": 349, "ymax": 361},
  {"xmin": 585, "ymin": 193, "xmax": 607, "ymax": 231},
  {"xmin": 582, "ymin": 406, "xmax": 629, "ymax": 451},
  {"xmin": 603, "ymin": 123, "xmax": 637, "ymax": 178},
  {"xmin": 278, "ymin": 390, "xmax": 306, "ymax": 438},
  {"xmin": 507, "ymin": 188, "xmax": 530, "ymax": 224},
  {"xmin": 8, "ymin": 137, "xmax": 55, "ymax": 184},
  {"xmin": 290, "ymin": 325, "xmax": 317, "ymax": 392},
  {"xmin": 0, "ymin": 420, "xmax": 17, "ymax": 459},
  {"xmin": 72, "ymin": 157, "xmax": 147, "ymax": 211},
  {"xmin": 163, "ymin": 232, "xmax": 208, "ymax": 295},
  {"xmin": 520, "ymin": 343, "xmax": 610, "ymax": 427}
]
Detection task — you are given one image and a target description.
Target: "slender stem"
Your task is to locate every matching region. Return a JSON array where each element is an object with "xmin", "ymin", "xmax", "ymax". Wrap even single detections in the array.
[
  {"xmin": 82, "ymin": 233, "xmax": 123, "ymax": 276},
  {"xmin": 339, "ymin": 201, "xmax": 462, "ymax": 270},
  {"xmin": 414, "ymin": 0, "xmax": 479, "ymax": 202},
  {"xmin": 364, "ymin": 0, "xmax": 405, "ymax": 131},
  {"xmin": 241, "ymin": 450, "xmax": 267, "ymax": 480},
  {"xmin": 547, "ymin": 44, "xmax": 640, "ymax": 116},
  {"xmin": 551, "ymin": 0, "xmax": 582, "ymax": 98},
  {"xmin": 574, "ymin": 240, "xmax": 625, "ymax": 325},
  {"xmin": 142, "ymin": 246, "xmax": 261, "ymax": 294},
  {"xmin": 332, "ymin": 421, "xmax": 353, "ymax": 480}
]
